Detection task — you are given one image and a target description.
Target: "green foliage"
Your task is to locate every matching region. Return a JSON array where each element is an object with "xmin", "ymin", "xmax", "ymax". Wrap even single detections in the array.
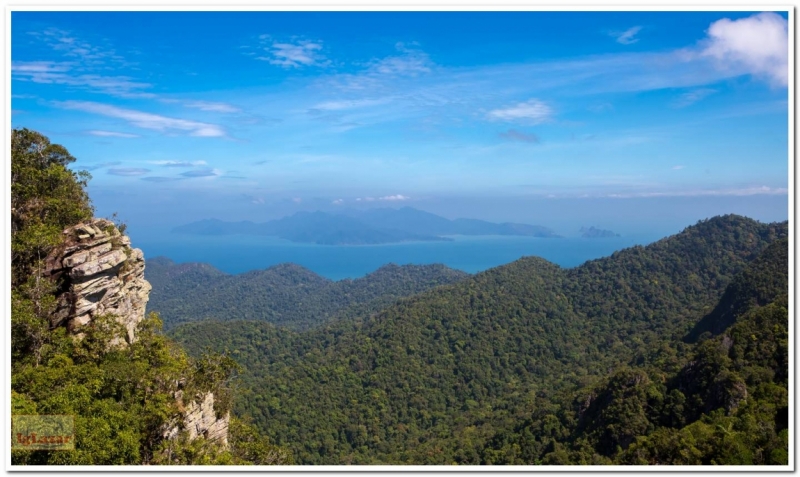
[
  {"xmin": 11, "ymin": 128, "xmax": 787, "ymax": 466},
  {"xmin": 11, "ymin": 128, "xmax": 291, "ymax": 466},
  {"xmin": 173, "ymin": 216, "xmax": 787, "ymax": 464},
  {"xmin": 11, "ymin": 127, "xmax": 93, "ymax": 288},
  {"xmin": 686, "ymin": 238, "xmax": 788, "ymax": 342},
  {"xmin": 226, "ymin": 417, "xmax": 295, "ymax": 465},
  {"xmin": 148, "ymin": 259, "xmax": 469, "ymax": 330}
]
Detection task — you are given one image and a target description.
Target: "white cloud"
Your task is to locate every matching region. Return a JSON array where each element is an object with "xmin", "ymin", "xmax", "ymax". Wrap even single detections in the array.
[
  {"xmin": 369, "ymin": 43, "xmax": 433, "ymax": 76},
  {"xmin": 12, "ymin": 61, "xmax": 153, "ymax": 97},
  {"xmin": 332, "ymin": 199, "xmax": 344, "ymax": 205},
  {"xmin": 87, "ymin": 130, "xmax": 139, "ymax": 138},
  {"xmin": 34, "ymin": 27, "xmax": 130, "ymax": 68},
  {"xmin": 150, "ymin": 160, "xmax": 208, "ymax": 167},
  {"xmin": 324, "ymin": 43, "xmax": 435, "ymax": 92},
  {"xmin": 54, "ymin": 101, "xmax": 226, "ymax": 137},
  {"xmin": 311, "ymin": 98, "xmax": 390, "ymax": 111},
  {"xmin": 612, "ymin": 26, "xmax": 642, "ymax": 45},
  {"xmin": 672, "ymin": 165, "xmax": 685, "ymax": 170},
  {"xmin": 487, "ymin": 99, "xmax": 554, "ymax": 123},
  {"xmin": 672, "ymin": 88, "xmax": 717, "ymax": 108},
  {"xmin": 257, "ymin": 38, "xmax": 329, "ymax": 68},
  {"xmin": 12, "ymin": 61, "xmax": 71, "ymax": 74},
  {"xmin": 182, "ymin": 101, "xmax": 241, "ymax": 113},
  {"xmin": 379, "ymin": 194, "xmax": 410, "ymax": 201},
  {"xmin": 18, "ymin": 29, "xmax": 150, "ymax": 97},
  {"xmin": 701, "ymin": 12, "xmax": 788, "ymax": 86}
]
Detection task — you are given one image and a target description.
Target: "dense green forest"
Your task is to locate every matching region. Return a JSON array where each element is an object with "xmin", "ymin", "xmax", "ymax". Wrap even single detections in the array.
[
  {"xmin": 11, "ymin": 127, "xmax": 790, "ymax": 466},
  {"xmin": 10, "ymin": 128, "xmax": 291, "ymax": 465},
  {"xmin": 146, "ymin": 258, "xmax": 468, "ymax": 330},
  {"xmin": 172, "ymin": 216, "xmax": 788, "ymax": 465}
]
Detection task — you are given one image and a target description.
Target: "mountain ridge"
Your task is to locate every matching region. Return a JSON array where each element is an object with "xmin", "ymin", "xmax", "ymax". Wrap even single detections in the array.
[
  {"xmin": 170, "ymin": 214, "xmax": 788, "ymax": 464},
  {"xmin": 172, "ymin": 207, "xmax": 561, "ymax": 245},
  {"xmin": 146, "ymin": 258, "xmax": 470, "ymax": 330}
]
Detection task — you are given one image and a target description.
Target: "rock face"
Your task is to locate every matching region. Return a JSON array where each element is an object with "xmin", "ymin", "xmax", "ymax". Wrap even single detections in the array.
[
  {"xmin": 44, "ymin": 218, "xmax": 151, "ymax": 343},
  {"xmin": 45, "ymin": 218, "xmax": 229, "ymax": 448},
  {"xmin": 163, "ymin": 391, "xmax": 230, "ymax": 448}
]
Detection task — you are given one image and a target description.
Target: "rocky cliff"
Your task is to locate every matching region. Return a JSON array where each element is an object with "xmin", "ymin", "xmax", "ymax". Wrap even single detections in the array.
[
  {"xmin": 164, "ymin": 391, "xmax": 230, "ymax": 447},
  {"xmin": 44, "ymin": 218, "xmax": 151, "ymax": 343},
  {"xmin": 43, "ymin": 218, "xmax": 230, "ymax": 448}
]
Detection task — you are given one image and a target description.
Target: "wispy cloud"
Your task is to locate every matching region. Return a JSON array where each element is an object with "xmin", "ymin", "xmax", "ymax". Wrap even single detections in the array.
[
  {"xmin": 87, "ymin": 130, "xmax": 139, "ymax": 138},
  {"xmin": 141, "ymin": 176, "xmax": 183, "ymax": 182},
  {"xmin": 700, "ymin": 12, "xmax": 788, "ymax": 86},
  {"xmin": 368, "ymin": 43, "xmax": 433, "ymax": 76},
  {"xmin": 499, "ymin": 129, "xmax": 540, "ymax": 143},
  {"xmin": 54, "ymin": 101, "xmax": 226, "ymax": 137},
  {"xmin": 255, "ymin": 36, "xmax": 329, "ymax": 68},
  {"xmin": 185, "ymin": 100, "xmax": 241, "ymax": 113},
  {"xmin": 310, "ymin": 98, "xmax": 390, "ymax": 112},
  {"xmin": 151, "ymin": 160, "xmax": 208, "ymax": 167},
  {"xmin": 30, "ymin": 27, "xmax": 132, "ymax": 68},
  {"xmin": 324, "ymin": 43, "xmax": 435, "ymax": 92},
  {"xmin": 75, "ymin": 161, "xmax": 121, "ymax": 171},
  {"xmin": 487, "ymin": 99, "xmax": 554, "ymax": 123},
  {"xmin": 107, "ymin": 167, "xmax": 150, "ymax": 176},
  {"xmin": 12, "ymin": 61, "xmax": 153, "ymax": 97},
  {"xmin": 331, "ymin": 198, "xmax": 344, "ymax": 205},
  {"xmin": 181, "ymin": 168, "xmax": 219, "ymax": 178},
  {"xmin": 672, "ymin": 165, "xmax": 686, "ymax": 170},
  {"xmin": 162, "ymin": 99, "xmax": 242, "ymax": 113},
  {"xmin": 611, "ymin": 26, "xmax": 642, "ymax": 45},
  {"xmin": 672, "ymin": 88, "xmax": 717, "ymax": 108},
  {"xmin": 18, "ymin": 28, "xmax": 151, "ymax": 97},
  {"xmin": 605, "ymin": 185, "xmax": 787, "ymax": 198},
  {"xmin": 378, "ymin": 194, "xmax": 410, "ymax": 201}
]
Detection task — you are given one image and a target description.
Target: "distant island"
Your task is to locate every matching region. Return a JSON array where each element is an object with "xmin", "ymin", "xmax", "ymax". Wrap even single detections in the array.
[
  {"xmin": 580, "ymin": 226, "xmax": 620, "ymax": 238},
  {"xmin": 172, "ymin": 207, "xmax": 561, "ymax": 245}
]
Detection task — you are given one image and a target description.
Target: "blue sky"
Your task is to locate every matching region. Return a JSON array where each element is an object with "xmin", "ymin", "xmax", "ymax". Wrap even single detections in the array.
[{"xmin": 11, "ymin": 11, "xmax": 789, "ymax": 235}]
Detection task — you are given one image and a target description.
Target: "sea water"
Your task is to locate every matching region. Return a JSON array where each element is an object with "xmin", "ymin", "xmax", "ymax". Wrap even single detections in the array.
[{"xmin": 130, "ymin": 231, "xmax": 664, "ymax": 280}]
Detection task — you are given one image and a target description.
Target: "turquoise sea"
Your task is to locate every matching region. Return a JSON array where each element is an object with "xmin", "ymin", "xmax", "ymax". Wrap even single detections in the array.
[{"xmin": 130, "ymin": 232, "xmax": 665, "ymax": 280}]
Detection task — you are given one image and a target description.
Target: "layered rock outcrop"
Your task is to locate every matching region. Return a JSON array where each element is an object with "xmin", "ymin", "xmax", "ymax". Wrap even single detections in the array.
[
  {"xmin": 163, "ymin": 391, "xmax": 230, "ymax": 447},
  {"xmin": 44, "ymin": 218, "xmax": 151, "ymax": 343},
  {"xmin": 45, "ymin": 218, "xmax": 230, "ymax": 448}
]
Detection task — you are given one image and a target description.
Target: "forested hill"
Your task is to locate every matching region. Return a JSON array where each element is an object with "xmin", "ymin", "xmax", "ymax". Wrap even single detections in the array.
[
  {"xmin": 146, "ymin": 258, "xmax": 469, "ymax": 330},
  {"xmin": 171, "ymin": 214, "xmax": 788, "ymax": 464},
  {"xmin": 11, "ymin": 128, "xmax": 291, "ymax": 465}
]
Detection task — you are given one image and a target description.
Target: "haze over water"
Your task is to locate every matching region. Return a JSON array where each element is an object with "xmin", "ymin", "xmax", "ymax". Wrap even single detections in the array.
[{"xmin": 134, "ymin": 232, "xmax": 662, "ymax": 280}]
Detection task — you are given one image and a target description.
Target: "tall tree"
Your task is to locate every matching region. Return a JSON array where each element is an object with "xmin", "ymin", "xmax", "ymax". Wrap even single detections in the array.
[{"xmin": 11, "ymin": 127, "xmax": 93, "ymax": 288}]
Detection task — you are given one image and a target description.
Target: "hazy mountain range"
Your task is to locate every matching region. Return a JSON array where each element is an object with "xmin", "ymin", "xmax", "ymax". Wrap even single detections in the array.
[
  {"xmin": 171, "ymin": 207, "xmax": 561, "ymax": 245},
  {"xmin": 580, "ymin": 226, "xmax": 620, "ymax": 238}
]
